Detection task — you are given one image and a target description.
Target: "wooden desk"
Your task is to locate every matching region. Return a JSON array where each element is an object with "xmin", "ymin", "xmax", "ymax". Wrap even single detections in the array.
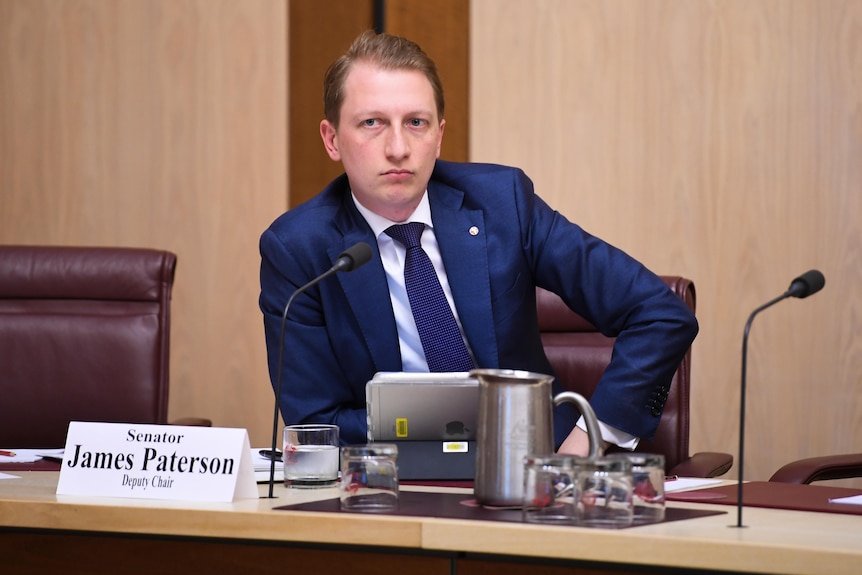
[{"xmin": 1, "ymin": 472, "xmax": 860, "ymax": 575}]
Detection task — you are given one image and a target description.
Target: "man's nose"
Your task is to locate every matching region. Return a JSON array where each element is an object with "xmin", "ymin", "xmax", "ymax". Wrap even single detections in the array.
[{"xmin": 385, "ymin": 126, "xmax": 409, "ymax": 158}]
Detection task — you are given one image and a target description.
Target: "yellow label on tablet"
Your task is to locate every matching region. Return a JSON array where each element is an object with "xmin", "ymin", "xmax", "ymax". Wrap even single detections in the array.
[{"xmin": 396, "ymin": 418, "xmax": 408, "ymax": 437}]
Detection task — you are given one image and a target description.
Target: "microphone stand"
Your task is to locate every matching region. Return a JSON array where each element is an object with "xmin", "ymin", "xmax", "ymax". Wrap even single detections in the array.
[
  {"xmin": 266, "ymin": 243, "xmax": 372, "ymax": 498},
  {"xmin": 736, "ymin": 269, "xmax": 825, "ymax": 527},
  {"xmin": 266, "ymin": 279, "xmax": 322, "ymax": 499},
  {"xmin": 737, "ymin": 292, "xmax": 789, "ymax": 527}
]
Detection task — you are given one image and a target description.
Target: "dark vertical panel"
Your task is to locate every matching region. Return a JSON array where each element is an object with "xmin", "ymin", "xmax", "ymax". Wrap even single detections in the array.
[
  {"xmin": 384, "ymin": 0, "xmax": 470, "ymax": 163},
  {"xmin": 288, "ymin": 0, "xmax": 469, "ymax": 208},
  {"xmin": 288, "ymin": 0, "xmax": 374, "ymax": 207},
  {"xmin": 373, "ymin": 0, "xmax": 386, "ymax": 33}
]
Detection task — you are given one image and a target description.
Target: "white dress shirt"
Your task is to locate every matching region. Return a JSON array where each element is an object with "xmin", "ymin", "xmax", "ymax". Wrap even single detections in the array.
[{"xmin": 352, "ymin": 191, "xmax": 475, "ymax": 372}]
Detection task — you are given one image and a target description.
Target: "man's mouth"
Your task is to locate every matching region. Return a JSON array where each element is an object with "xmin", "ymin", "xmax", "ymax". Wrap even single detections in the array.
[{"xmin": 382, "ymin": 169, "xmax": 413, "ymax": 181}]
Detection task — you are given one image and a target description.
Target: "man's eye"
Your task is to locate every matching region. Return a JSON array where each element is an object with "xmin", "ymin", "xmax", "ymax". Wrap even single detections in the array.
[
  {"xmin": 409, "ymin": 118, "xmax": 425, "ymax": 127},
  {"xmin": 363, "ymin": 119, "xmax": 378, "ymax": 127}
]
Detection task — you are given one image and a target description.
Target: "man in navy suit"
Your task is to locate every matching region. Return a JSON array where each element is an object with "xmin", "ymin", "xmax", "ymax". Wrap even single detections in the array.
[{"xmin": 259, "ymin": 31, "xmax": 698, "ymax": 455}]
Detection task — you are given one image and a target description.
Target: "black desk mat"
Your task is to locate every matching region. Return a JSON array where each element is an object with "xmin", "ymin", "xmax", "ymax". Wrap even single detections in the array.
[{"xmin": 275, "ymin": 490, "xmax": 725, "ymax": 528}]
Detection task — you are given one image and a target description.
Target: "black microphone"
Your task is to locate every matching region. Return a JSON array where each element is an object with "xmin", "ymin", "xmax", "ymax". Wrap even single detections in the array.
[
  {"xmin": 736, "ymin": 269, "xmax": 825, "ymax": 527},
  {"xmin": 786, "ymin": 269, "xmax": 826, "ymax": 299},
  {"xmin": 267, "ymin": 242, "xmax": 373, "ymax": 498}
]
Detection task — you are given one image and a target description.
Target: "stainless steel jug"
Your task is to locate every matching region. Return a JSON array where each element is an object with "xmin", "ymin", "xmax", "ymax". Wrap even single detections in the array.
[{"xmin": 471, "ymin": 368, "xmax": 602, "ymax": 507}]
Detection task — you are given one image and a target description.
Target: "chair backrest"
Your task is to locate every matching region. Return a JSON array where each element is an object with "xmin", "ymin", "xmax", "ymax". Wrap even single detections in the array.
[
  {"xmin": 537, "ymin": 276, "xmax": 695, "ymax": 471},
  {"xmin": 0, "ymin": 245, "xmax": 177, "ymax": 448}
]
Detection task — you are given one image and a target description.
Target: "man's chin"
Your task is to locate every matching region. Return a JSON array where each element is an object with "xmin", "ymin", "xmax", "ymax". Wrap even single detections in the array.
[{"xmin": 369, "ymin": 190, "xmax": 424, "ymax": 221}]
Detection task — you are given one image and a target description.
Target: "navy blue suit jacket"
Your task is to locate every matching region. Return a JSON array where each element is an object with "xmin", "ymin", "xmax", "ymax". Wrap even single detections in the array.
[{"xmin": 259, "ymin": 161, "xmax": 698, "ymax": 447}]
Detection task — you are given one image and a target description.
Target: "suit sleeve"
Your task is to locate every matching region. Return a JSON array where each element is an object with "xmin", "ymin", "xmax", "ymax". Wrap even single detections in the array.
[
  {"xmin": 259, "ymin": 228, "xmax": 368, "ymax": 445},
  {"xmin": 516, "ymin": 169, "xmax": 699, "ymax": 440}
]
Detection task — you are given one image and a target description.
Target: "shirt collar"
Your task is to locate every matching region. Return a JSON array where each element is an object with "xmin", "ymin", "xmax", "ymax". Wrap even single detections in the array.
[{"xmin": 351, "ymin": 191, "xmax": 433, "ymax": 238}]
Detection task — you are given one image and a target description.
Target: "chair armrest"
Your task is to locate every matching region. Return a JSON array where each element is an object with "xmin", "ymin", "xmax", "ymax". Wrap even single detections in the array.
[
  {"xmin": 169, "ymin": 417, "xmax": 213, "ymax": 427},
  {"xmin": 668, "ymin": 452, "xmax": 733, "ymax": 478},
  {"xmin": 768, "ymin": 453, "xmax": 862, "ymax": 484}
]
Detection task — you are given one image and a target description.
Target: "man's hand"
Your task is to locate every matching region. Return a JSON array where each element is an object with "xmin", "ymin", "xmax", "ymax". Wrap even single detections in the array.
[{"xmin": 556, "ymin": 425, "xmax": 607, "ymax": 456}]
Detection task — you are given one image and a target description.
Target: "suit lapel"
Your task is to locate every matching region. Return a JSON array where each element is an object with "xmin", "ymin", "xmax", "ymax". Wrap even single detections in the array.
[
  {"xmin": 428, "ymin": 181, "xmax": 499, "ymax": 368},
  {"xmin": 329, "ymin": 197, "xmax": 403, "ymax": 372}
]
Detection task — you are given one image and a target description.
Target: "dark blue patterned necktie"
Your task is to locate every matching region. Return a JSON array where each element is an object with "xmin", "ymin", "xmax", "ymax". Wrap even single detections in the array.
[{"xmin": 385, "ymin": 222, "xmax": 474, "ymax": 372}]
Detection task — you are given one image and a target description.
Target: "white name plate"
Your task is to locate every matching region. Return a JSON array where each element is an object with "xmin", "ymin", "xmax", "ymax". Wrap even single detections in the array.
[{"xmin": 56, "ymin": 421, "xmax": 258, "ymax": 502}]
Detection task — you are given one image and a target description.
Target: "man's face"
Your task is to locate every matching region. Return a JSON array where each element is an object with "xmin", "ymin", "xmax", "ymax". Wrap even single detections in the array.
[{"xmin": 320, "ymin": 61, "xmax": 445, "ymax": 222}]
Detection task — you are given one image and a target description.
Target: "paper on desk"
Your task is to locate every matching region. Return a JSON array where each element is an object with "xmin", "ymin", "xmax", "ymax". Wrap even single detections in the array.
[
  {"xmin": 0, "ymin": 448, "xmax": 64, "ymax": 463},
  {"xmin": 251, "ymin": 448, "xmax": 284, "ymax": 483},
  {"xmin": 829, "ymin": 494, "xmax": 862, "ymax": 506},
  {"xmin": 663, "ymin": 477, "xmax": 724, "ymax": 493},
  {"xmin": 0, "ymin": 472, "xmax": 21, "ymax": 480}
]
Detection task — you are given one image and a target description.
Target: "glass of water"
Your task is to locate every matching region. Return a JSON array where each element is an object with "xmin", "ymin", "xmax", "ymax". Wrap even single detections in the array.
[{"xmin": 282, "ymin": 424, "xmax": 340, "ymax": 488}]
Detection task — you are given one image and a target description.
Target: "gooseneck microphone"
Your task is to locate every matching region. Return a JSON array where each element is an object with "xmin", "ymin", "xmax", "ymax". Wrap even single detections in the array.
[
  {"xmin": 736, "ymin": 269, "xmax": 825, "ymax": 527},
  {"xmin": 267, "ymin": 242, "xmax": 373, "ymax": 498}
]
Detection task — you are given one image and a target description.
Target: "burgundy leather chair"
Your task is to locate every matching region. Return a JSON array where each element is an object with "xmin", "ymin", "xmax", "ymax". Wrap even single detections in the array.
[
  {"xmin": 0, "ymin": 245, "xmax": 210, "ymax": 449},
  {"xmin": 769, "ymin": 453, "xmax": 862, "ymax": 484},
  {"xmin": 537, "ymin": 276, "xmax": 733, "ymax": 477}
]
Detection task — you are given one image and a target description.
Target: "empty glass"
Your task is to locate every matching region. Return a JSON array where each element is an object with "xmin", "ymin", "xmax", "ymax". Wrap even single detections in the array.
[
  {"xmin": 577, "ymin": 454, "xmax": 633, "ymax": 528},
  {"xmin": 340, "ymin": 444, "xmax": 399, "ymax": 512},
  {"xmin": 627, "ymin": 453, "xmax": 666, "ymax": 522},
  {"xmin": 522, "ymin": 454, "xmax": 580, "ymax": 524}
]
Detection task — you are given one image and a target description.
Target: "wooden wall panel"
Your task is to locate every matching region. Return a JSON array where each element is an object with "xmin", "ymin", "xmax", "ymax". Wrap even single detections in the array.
[
  {"xmin": 288, "ymin": 0, "xmax": 373, "ymax": 207},
  {"xmin": 0, "ymin": 0, "xmax": 287, "ymax": 446},
  {"xmin": 470, "ymin": 0, "xmax": 862, "ymax": 485},
  {"xmin": 386, "ymin": 0, "xmax": 470, "ymax": 164}
]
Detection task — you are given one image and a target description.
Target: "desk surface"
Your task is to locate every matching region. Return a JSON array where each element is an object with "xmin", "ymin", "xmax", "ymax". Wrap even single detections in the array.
[{"xmin": 1, "ymin": 471, "xmax": 860, "ymax": 575}]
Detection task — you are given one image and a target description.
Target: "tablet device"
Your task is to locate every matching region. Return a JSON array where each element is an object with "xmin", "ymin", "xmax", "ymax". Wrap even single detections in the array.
[{"xmin": 365, "ymin": 372, "xmax": 479, "ymax": 442}]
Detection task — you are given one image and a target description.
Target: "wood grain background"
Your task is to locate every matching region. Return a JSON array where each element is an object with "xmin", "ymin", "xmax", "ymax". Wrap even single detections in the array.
[
  {"xmin": 470, "ymin": 0, "xmax": 861, "ymax": 485},
  {"xmin": 1, "ymin": 0, "xmax": 859, "ymax": 486},
  {"xmin": 0, "ymin": 0, "xmax": 286, "ymax": 442}
]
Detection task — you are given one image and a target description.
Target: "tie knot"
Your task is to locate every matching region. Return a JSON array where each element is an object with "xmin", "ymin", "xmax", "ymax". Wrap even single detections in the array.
[{"xmin": 385, "ymin": 222, "xmax": 425, "ymax": 249}]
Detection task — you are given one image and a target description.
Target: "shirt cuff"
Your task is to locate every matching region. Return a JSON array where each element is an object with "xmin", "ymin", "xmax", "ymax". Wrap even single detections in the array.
[{"xmin": 576, "ymin": 416, "xmax": 640, "ymax": 451}]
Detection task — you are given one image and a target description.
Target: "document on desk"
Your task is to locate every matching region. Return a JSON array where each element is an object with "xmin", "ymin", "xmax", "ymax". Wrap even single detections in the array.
[
  {"xmin": 829, "ymin": 494, "xmax": 862, "ymax": 505},
  {"xmin": 0, "ymin": 449, "xmax": 64, "ymax": 479},
  {"xmin": 251, "ymin": 448, "xmax": 284, "ymax": 483},
  {"xmin": 0, "ymin": 448, "xmax": 65, "ymax": 464},
  {"xmin": 663, "ymin": 477, "xmax": 724, "ymax": 492}
]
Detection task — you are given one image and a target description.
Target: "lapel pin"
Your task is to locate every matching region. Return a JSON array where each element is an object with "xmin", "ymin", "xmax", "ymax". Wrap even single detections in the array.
[{"xmin": 469, "ymin": 226, "xmax": 479, "ymax": 236}]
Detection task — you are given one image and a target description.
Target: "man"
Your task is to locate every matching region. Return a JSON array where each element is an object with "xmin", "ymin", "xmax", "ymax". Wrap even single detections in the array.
[{"xmin": 259, "ymin": 30, "xmax": 698, "ymax": 455}]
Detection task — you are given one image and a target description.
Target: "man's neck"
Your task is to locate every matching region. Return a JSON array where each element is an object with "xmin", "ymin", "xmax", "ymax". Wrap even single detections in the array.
[{"xmin": 351, "ymin": 191, "xmax": 433, "ymax": 236}]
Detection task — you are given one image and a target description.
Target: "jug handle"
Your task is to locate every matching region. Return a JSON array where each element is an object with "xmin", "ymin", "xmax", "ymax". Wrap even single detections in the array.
[{"xmin": 553, "ymin": 391, "xmax": 603, "ymax": 458}]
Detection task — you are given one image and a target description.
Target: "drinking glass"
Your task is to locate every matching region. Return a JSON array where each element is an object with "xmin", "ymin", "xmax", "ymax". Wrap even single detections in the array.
[
  {"xmin": 522, "ymin": 454, "xmax": 580, "ymax": 524},
  {"xmin": 627, "ymin": 453, "xmax": 666, "ymax": 522},
  {"xmin": 577, "ymin": 454, "xmax": 633, "ymax": 528},
  {"xmin": 340, "ymin": 444, "xmax": 399, "ymax": 512},
  {"xmin": 282, "ymin": 424, "xmax": 340, "ymax": 488}
]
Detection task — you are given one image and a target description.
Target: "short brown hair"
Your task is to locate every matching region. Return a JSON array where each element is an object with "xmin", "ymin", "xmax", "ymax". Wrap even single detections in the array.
[{"xmin": 323, "ymin": 30, "xmax": 445, "ymax": 127}]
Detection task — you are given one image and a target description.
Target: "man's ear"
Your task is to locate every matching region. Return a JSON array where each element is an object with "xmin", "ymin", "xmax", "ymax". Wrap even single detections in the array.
[
  {"xmin": 436, "ymin": 118, "xmax": 446, "ymax": 158},
  {"xmin": 320, "ymin": 119, "xmax": 341, "ymax": 161}
]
